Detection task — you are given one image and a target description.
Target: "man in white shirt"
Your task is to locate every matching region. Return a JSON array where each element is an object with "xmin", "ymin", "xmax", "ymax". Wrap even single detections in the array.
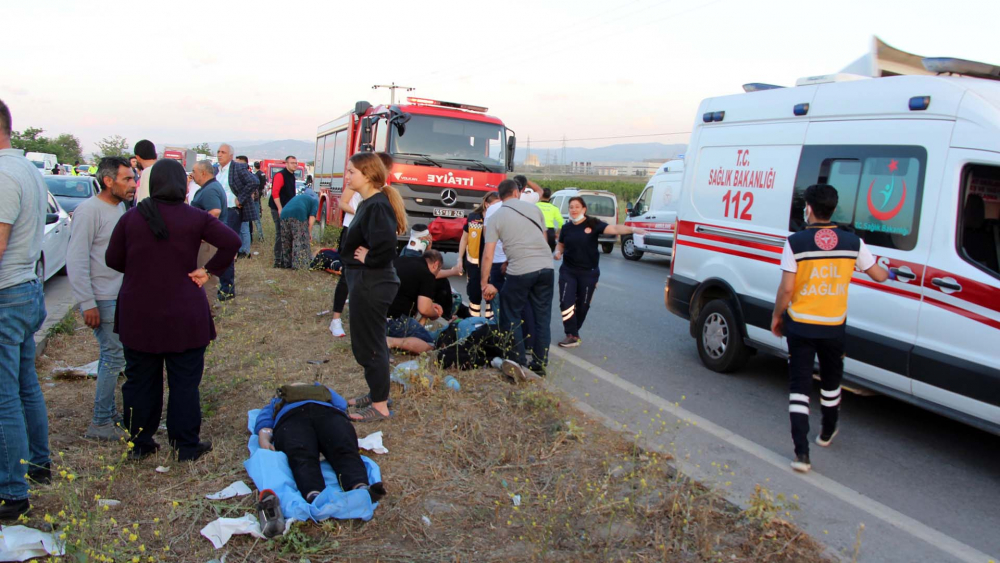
[
  {"xmin": 132, "ymin": 140, "xmax": 157, "ymax": 203},
  {"xmin": 215, "ymin": 143, "xmax": 259, "ymax": 299}
]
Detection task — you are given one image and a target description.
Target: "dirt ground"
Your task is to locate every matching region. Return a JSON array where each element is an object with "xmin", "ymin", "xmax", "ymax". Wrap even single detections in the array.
[{"xmin": 25, "ymin": 217, "xmax": 831, "ymax": 562}]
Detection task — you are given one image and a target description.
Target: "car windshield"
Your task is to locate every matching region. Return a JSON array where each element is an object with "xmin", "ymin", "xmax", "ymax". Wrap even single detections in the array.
[
  {"xmin": 391, "ymin": 114, "xmax": 505, "ymax": 168},
  {"xmin": 581, "ymin": 195, "xmax": 616, "ymax": 217},
  {"xmin": 45, "ymin": 178, "xmax": 93, "ymax": 198},
  {"xmin": 31, "ymin": 161, "xmax": 45, "ymax": 169}
]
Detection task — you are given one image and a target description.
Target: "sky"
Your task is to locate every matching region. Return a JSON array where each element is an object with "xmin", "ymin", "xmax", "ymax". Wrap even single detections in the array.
[{"xmin": 4, "ymin": 0, "xmax": 998, "ymax": 155}]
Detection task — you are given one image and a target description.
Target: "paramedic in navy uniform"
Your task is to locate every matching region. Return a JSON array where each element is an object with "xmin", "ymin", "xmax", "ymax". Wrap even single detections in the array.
[{"xmin": 770, "ymin": 184, "xmax": 890, "ymax": 473}]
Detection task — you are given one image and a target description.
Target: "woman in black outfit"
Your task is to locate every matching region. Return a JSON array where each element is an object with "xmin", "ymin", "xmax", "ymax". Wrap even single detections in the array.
[
  {"xmin": 554, "ymin": 196, "xmax": 644, "ymax": 348},
  {"xmin": 339, "ymin": 152, "xmax": 407, "ymax": 422}
]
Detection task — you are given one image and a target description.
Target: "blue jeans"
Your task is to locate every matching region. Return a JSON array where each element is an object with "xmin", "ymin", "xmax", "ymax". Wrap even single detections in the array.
[
  {"xmin": 498, "ymin": 269, "xmax": 554, "ymax": 369},
  {"xmin": 239, "ymin": 221, "xmax": 252, "ymax": 254},
  {"xmin": 0, "ymin": 280, "xmax": 49, "ymax": 500},
  {"xmin": 386, "ymin": 316, "xmax": 436, "ymax": 344},
  {"xmin": 220, "ymin": 207, "xmax": 241, "ymax": 297},
  {"xmin": 91, "ymin": 300, "xmax": 124, "ymax": 425}
]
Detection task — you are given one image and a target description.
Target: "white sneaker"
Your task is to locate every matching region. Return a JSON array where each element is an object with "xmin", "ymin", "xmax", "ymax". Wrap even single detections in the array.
[{"xmin": 329, "ymin": 318, "xmax": 346, "ymax": 338}]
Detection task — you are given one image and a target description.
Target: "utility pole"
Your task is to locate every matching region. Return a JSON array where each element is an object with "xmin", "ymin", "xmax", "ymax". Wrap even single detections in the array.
[
  {"xmin": 561, "ymin": 134, "xmax": 567, "ymax": 172},
  {"xmin": 371, "ymin": 82, "xmax": 415, "ymax": 105}
]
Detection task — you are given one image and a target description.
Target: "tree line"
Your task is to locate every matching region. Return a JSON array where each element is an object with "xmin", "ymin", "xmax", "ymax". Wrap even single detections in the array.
[{"xmin": 11, "ymin": 128, "xmax": 215, "ymax": 164}]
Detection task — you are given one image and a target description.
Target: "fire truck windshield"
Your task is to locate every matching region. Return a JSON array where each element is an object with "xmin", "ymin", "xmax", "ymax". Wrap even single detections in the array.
[{"xmin": 391, "ymin": 115, "xmax": 505, "ymax": 170}]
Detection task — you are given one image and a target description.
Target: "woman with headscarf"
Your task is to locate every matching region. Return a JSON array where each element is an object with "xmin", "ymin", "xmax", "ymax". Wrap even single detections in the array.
[{"xmin": 105, "ymin": 159, "xmax": 241, "ymax": 462}]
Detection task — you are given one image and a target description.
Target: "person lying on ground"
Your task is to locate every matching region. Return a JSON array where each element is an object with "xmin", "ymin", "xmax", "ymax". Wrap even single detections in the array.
[
  {"xmin": 383, "ymin": 249, "xmax": 444, "ymax": 355},
  {"xmin": 254, "ymin": 383, "xmax": 386, "ymax": 504}
]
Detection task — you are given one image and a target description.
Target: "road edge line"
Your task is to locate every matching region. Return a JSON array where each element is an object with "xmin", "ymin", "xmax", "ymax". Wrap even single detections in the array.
[{"xmin": 548, "ymin": 346, "xmax": 997, "ymax": 563}]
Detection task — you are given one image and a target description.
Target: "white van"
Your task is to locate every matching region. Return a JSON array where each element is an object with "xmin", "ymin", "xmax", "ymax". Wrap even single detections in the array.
[
  {"xmin": 666, "ymin": 58, "xmax": 1000, "ymax": 436},
  {"xmin": 622, "ymin": 159, "xmax": 684, "ymax": 260},
  {"xmin": 25, "ymin": 152, "xmax": 58, "ymax": 175}
]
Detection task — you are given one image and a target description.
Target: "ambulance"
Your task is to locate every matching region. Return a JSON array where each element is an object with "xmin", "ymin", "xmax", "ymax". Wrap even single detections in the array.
[
  {"xmin": 622, "ymin": 159, "xmax": 684, "ymax": 261},
  {"xmin": 666, "ymin": 45, "xmax": 1000, "ymax": 435}
]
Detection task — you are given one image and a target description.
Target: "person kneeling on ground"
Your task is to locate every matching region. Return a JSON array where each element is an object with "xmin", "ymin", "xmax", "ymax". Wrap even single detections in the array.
[
  {"xmin": 254, "ymin": 383, "xmax": 386, "ymax": 504},
  {"xmin": 385, "ymin": 249, "xmax": 445, "ymax": 354}
]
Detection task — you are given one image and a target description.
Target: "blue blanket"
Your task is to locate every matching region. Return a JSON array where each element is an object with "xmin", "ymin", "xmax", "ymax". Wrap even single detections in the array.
[{"xmin": 244, "ymin": 409, "xmax": 382, "ymax": 522}]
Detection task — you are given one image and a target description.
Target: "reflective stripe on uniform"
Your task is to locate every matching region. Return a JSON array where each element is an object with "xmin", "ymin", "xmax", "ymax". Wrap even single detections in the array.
[
  {"xmin": 787, "ymin": 308, "xmax": 848, "ymax": 324},
  {"xmin": 793, "ymin": 250, "xmax": 860, "ymax": 260},
  {"xmin": 561, "ymin": 305, "xmax": 575, "ymax": 321},
  {"xmin": 790, "ymin": 393, "xmax": 810, "ymax": 403},
  {"xmin": 789, "ymin": 404, "xmax": 810, "ymax": 415}
]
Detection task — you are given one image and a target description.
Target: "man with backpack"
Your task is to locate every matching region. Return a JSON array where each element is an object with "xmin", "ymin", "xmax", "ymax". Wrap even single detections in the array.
[{"xmin": 481, "ymin": 179, "xmax": 554, "ymax": 382}]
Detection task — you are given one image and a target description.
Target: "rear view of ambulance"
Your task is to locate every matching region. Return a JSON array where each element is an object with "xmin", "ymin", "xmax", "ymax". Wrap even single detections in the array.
[{"xmin": 667, "ymin": 56, "xmax": 1000, "ymax": 435}]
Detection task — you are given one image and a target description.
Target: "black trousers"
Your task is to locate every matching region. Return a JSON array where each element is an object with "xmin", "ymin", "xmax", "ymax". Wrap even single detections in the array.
[
  {"xmin": 333, "ymin": 228, "xmax": 350, "ymax": 313},
  {"xmin": 271, "ymin": 207, "xmax": 283, "ymax": 267},
  {"xmin": 273, "ymin": 403, "xmax": 369, "ymax": 496},
  {"xmin": 559, "ymin": 265, "xmax": 600, "ymax": 337},
  {"xmin": 786, "ymin": 331, "xmax": 845, "ymax": 456},
  {"xmin": 346, "ymin": 267, "xmax": 399, "ymax": 402},
  {"xmin": 546, "ymin": 228, "xmax": 556, "ymax": 251},
  {"xmin": 122, "ymin": 346, "xmax": 206, "ymax": 457}
]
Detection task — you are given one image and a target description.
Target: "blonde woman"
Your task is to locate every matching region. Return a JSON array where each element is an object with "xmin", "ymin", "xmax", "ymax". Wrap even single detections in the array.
[{"xmin": 340, "ymin": 152, "xmax": 407, "ymax": 422}]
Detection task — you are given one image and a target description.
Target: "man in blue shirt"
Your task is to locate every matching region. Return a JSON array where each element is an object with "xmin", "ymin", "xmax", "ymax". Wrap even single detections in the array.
[{"xmin": 191, "ymin": 160, "xmax": 229, "ymax": 306}]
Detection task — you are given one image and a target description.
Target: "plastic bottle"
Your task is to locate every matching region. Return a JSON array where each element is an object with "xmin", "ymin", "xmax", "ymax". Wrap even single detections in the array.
[{"xmin": 443, "ymin": 375, "xmax": 461, "ymax": 391}]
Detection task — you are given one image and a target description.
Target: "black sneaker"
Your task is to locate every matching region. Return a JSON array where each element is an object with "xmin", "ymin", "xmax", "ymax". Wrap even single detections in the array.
[
  {"xmin": 0, "ymin": 498, "xmax": 30, "ymax": 521},
  {"xmin": 257, "ymin": 489, "xmax": 285, "ymax": 539},
  {"xmin": 353, "ymin": 482, "xmax": 386, "ymax": 503},
  {"xmin": 27, "ymin": 463, "xmax": 51, "ymax": 485},
  {"xmin": 558, "ymin": 335, "xmax": 581, "ymax": 348},
  {"xmin": 816, "ymin": 428, "xmax": 839, "ymax": 448},
  {"xmin": 178, "ymin": 441, "xmax": 213, "ymax": 462},
  {"xmin": 790, "ymin": 453, "xmax": 811, "ymax": 473}
]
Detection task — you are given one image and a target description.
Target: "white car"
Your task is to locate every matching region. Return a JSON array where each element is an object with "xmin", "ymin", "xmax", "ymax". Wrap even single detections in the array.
[{"xmin": 38, "ymin": 191, "xmax": 71, "ymax": 282}]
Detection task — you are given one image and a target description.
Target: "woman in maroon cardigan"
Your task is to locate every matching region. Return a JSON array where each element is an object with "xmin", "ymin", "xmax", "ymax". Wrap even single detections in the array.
[{"xmin": 106, "ymin": 159, "xmax": 240, "ymax": 462}]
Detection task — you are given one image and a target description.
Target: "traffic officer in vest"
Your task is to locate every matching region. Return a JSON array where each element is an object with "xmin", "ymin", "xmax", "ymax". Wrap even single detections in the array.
[{"xmin": 771, "ymin": 184, "xmax": 891, "ymax": 473}]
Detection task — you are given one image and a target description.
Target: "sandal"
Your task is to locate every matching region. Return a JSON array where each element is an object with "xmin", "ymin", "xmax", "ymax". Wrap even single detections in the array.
[
  {"xmin": 350, "ymin": 406, "xmax": 392, "ymax": 423},
  {"xmin": 349, "ymin": 394, "xmax": 393, "ymax": 410}
]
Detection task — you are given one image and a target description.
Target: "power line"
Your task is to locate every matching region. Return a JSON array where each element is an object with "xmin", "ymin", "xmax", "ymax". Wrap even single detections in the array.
[{"xmin": 529, "ymin": 131, "xmax": 691, "ymax": 144}]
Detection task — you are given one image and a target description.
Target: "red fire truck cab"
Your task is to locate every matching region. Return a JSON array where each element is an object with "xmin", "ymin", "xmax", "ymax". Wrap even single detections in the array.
[
  {"xmin": 260, "ymin": 159, "xmax": 306, "ymax": 182},
  {"xmin": 313, "ymin": 97, "xmax": 516, "ymax": 250}
]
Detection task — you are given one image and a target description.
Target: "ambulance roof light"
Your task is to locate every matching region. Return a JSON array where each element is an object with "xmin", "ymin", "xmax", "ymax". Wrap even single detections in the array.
[
  {"xmin": 406, "ymin": 97, "xmax": 489, "ymax": 112},
  {"xmin": 743, "ymin": 83, "xmax": 786, "ymax": 93},
  {"xmin": 909, "ymin": 96, "xmax": 931, "ymax": 111},
  {"xmin": 922, "ymin": 57, "xmax": 1000, "ymax": 81}
]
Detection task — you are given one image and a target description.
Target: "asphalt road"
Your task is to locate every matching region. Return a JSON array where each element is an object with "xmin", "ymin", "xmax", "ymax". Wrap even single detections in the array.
[{"xmin": 445, "ymin": 248, "xmax": 1000, "ymax": 561}]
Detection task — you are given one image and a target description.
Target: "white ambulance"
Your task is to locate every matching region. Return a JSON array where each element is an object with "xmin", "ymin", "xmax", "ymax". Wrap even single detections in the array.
[
  {"xmin": 666, "ymin": 56, "xmax": 1000, "ymax": 436},
  {"xmin": 622, "ymin": 159, "xmax": 684, "ymax": 261}
]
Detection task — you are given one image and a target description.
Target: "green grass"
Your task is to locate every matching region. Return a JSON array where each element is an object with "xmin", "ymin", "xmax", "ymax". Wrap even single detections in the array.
[{"xmin": 47, "ymin": 311, "xmax": 75, "ymax": 337}]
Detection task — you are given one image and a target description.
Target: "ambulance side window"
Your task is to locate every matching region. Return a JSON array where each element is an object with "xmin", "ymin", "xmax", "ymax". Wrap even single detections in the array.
[
  {"xmin": 634, "ymin": 187, "xmax": 653, "ymax": 216},
  {"xmin": 958, "ymin": 164, "xmax": 1000, "ymax": 278},
  {"xmin": 789, "ymin": 145, "xmax": 927, "ymax": 251}
]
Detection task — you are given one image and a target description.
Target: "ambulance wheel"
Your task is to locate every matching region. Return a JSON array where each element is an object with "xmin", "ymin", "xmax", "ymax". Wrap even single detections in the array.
[
  {"xmin": 601, "ymin": 242, "xmax": 614, "ymax": 254},
  {"xmin": 695, "ymin": 300, "xmax": 749, "ymax": 373},
  {"xmin": 621, "ymin": 235, "xmax": 643, "ymax": 261}
]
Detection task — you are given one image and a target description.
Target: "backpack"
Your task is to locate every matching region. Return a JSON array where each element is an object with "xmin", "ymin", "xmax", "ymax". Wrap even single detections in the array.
[
  {"xmin": 310, "ymin": 248, "xmax": 342, "ymax": 274},
  {"xmin": 436, "ymin": 322, "xmax": 508, "ymax": 370}
]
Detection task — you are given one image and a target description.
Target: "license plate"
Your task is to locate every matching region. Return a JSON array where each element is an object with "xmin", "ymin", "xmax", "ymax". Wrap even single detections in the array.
[{"xmin": 433, "ymin": 208, "xmax": 464, "ymax": 218}]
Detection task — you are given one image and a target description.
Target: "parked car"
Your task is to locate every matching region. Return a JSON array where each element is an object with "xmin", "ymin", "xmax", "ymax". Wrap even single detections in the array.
[
  {"xmin": 549, "ymin": 188, "xmax": 620, "ymax": 253},
  {"xmin": 45, "ymin": 175, "xmax": 100, "ymax": 215},
  {"xmin": 75, "ymin": 165, "xmax": 91, "ymax": 176},
  {"xmin": 26, "ymin": 152, "xmax": 58, "ymax": 175},
  {"xmin": 38, "ymin": 191, "xmax": 71, "ymax": 282}
]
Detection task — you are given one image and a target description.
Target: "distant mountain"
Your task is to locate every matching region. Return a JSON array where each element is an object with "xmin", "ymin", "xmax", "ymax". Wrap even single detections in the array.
[
  {"xmin": 177, "ymin": 140, "xmax": 315, "ymax": 161},
  {"xmin": 518, "ymin": 142, "xmax": 687, "ymax": 164}
]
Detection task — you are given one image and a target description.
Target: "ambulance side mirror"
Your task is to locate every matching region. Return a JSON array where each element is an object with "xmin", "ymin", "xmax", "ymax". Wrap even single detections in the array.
[{"xmin": 626, "ymin": 202, "xmax": 635, "ymax": 216}]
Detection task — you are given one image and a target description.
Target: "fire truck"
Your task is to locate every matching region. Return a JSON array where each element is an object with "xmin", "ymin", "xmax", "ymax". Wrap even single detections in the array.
[{"xmin": 314, "ymin": 97, "xmax": 516, "ymax": 250}]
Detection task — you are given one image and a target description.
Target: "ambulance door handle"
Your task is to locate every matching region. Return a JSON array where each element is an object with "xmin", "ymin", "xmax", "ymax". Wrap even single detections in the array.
[
  {"xmin": 890, "ymin": 267, "xmax": 916, "ymax": 281},
  {"xmin": 931, "ymin": 277, "xmax": 962, "ymax": 292}
]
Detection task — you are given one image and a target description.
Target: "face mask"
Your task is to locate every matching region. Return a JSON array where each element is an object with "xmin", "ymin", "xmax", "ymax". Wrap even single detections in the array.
[
  {"xmin": 570, "ymin": 213, "xmax": 585, "ymax": 224},
  {"xmin": 803, "ymin": 205, "xmax": 810, "ymax": 223}
]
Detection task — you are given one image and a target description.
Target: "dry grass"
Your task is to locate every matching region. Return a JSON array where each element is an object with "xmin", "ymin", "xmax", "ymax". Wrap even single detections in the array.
[{"xmin": 28, "ymin": 216, "xmax": 831, "ymax": 562}]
